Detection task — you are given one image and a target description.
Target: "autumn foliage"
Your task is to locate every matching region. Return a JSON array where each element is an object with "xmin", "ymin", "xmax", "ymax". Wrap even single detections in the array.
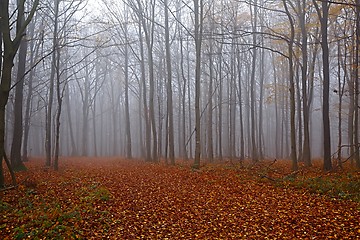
[{"xmin": 0, "ymin": 158, "xmax": 359, "ymax": 239}]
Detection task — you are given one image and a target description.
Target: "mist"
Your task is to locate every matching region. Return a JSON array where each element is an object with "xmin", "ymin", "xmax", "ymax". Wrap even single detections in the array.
[{"xmin": 1, "ymin": 0, "xmax": 359, "ymax": 169}]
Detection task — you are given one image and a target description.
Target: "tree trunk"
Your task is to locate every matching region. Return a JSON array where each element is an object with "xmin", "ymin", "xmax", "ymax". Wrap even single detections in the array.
[
  {"xmin": 124, "ymin": 21, "xmax": 132, "ymax": 159},
  {"xmin": 65, "ymin": 84, "xmax": 77, "ymax": 156},
  {"xmin": 22, "ymin": 19, "xmax": 39, "ymax": 162},
  {"xmin": 54, "ymin": 45, "xmax": 62, "ymax": 171},
  {"xmin": 180, "ymin": 36, "xmax": 188, "ymax": 160},
  {"xmin": 0, "ymin": 0, "xmax": 36, "ymax": 184},
  {"xmin": 283, "ymin": 0, "xmax": 298, "ymax": 171},
  {"xmin": 0, "ymin": 59, "xmax": 12, "ymax": 188},
  {"xmin": 193, "ymin": 0, "xmax": 203, "ymax": 169},
  {"xmin": 315, "ymin": 1, "xmax": 332, "ymax": 171},
  {"xmin": 46, "ymin": 0, "xmax": 60, "ymax": 167},
  {"xmin": 250, "ymin": 0, "xmax": 258, "ymax": 162},
  {"xmin": 217, "ymin": 44, "xmax": 223, "ymax": 160},
  {"xmin": 355, "ymin": 0, "xmax": 360, "ymax": 168},
  {"xmin": 164, "ymin": 0, "xmax": 175, "ymax": 165},
  {"xmin": 207, "ymin": 50, "xmax": 214, "ymax": 162},
  {"xmin": 10, "ymin": 24, "xmax": 28, "ymax": 170},
  {"xmin": 82, "ymin": 62, "xmax": 90, "ymax": 156},
  {"xmin": 298, "ymin": 0, "xmax": 311, "ymax": 166},
  {"xmin": 237, "ymin": 47, "xmax": 245, "ymax": 160},
  {"xmin": 138, "ymin": 22, "xmax": 151, "ymax": 162}
]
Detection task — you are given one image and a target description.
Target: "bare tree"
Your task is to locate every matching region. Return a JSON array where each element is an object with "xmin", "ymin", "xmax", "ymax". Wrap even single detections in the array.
[
  {"xmin": 193, "ymin": 0, "xmax": 204, "ymax": 169},
  {"xmin": 282, "ymin": 0, "xmax": 298, "ymax": 171},
  {"xmin": 164, "ymin": 0, "xmax": 175, "ymax": 165},
  {"xmin": 0, "ymin": 0, "xmax": 39, "ymax": 187},
  {"xmin": 313, "ymin": 0, "xmax": 332, "ymax": 171}
]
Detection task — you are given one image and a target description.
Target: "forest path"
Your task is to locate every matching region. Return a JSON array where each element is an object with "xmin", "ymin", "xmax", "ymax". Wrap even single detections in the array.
[{"xmin": 1, "ymin": 158, "xmax": 359, "ymax": 239}]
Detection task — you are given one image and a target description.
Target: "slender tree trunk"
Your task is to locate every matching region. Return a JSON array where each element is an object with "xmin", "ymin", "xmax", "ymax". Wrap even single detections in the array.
[
  {"xmin": 10, "ymin": 23, "xmax": 27, "ymax": 169},
  {"xmin": 82, "ymin": 62, "xmax": 90, "ymax": 156},
  {"xmin": 207, "ymin": 52, "xmax": 214, "ymax": 162},
  {"xmin": 296, "ymin": 63, "xmax": 303, "ymax": 161},
  {"xmin": 180, "ymin": 39, "xmax": 188, "ymax": 160},
  {"xmin": 138, "ymin": 0, "xmax": 157, "ymax": 162},
  {"xmin": 124, "ymin": 21, "xmax": 132, "ymax": 159},
  {"xmin": 237, "ymin": 47, "xmax": 245, "ymax": 160},
  {"xmin": 272, "ymin": 55, "xmax": 280, "ymax": 158},
  {"xmin": 217, "ymin": 44, "xmax": 223, "ymax": 160},
  {"xmin": 54, "ymin": 46, "xmax": 62, "ymax": 171},
  {"xmin": 258, "ymin": 45, "xmax": 265, "ymax": 160},
  {"xmin": 298, "ymin": 0, "xmax": 311, "ymax": 166},
  {"xmin": 193, "ymin": 0, "xmax": 203, "ymax": 169},
  {"xmin": 229, "ymin": 39, "xmax": 236, "ymax": 159},
  {"xmin": 336, "ymin": 36, "xmax": 345, "ymax": 168},
  {"xmin": 46, "ymin": 0, "xmax": 60, "ymax": 166},
  {"xmin": 250, "ymin": 0, "xmax": 258, "ymax": 162},
  {"xmin": 314, "ymin": 1, "xmax": 332, "ymax": 171},
  {"xmin": 164, "ymin": 0, "xmax": 175, "ymax": 165},
  {"xmin": 65, "ymin": 84, "xmax": 77, "ymax": 156},
  {"xmin": 187, "ymin": 43, "xmax": 193, "ymax": 159},
  {"xmin": 355, "ymin": 0, "xmax": 360, "ymax": 168},
  {"xmin": 137, "ymin": 22, "xmax": 151, "ymax": 161},
  {"xmin": 22, "ymin": 19, "xmax": 39, "ymax": 162},
  {"xmin": 283, "ymin": 0, "xmax": 298, "ymax": 170}
]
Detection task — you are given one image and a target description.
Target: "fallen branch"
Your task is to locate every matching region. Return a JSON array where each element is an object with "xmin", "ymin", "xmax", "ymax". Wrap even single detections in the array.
[
  {"xmin": 0, "ymin": 184, "xmax": 18, "ymax": 192},
  {"xmin": 259, "ymin": 175, "xmax": 277, "ymax": 182}
]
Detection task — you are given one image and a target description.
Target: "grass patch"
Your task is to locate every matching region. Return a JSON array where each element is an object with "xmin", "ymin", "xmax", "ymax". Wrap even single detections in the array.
[
  {"xmin": 281, "ymin": 174, "xmax": 360, "ymax": 202},
  {"xmin": 80, "ymin": 185, "xmax": 111, "ymax": 203}
]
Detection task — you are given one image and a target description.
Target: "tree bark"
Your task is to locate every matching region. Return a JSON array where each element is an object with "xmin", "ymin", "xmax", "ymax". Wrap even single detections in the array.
[
  {"xmin": 193, "ymin": 0, "xmax": 203, "ymax": 169},
  {"xmin": 250, "ymin": 0, "xmax": 258, "ymax": 162},
  {"xmin": 355, "ymin": 0, "xmax": 360, "ymax": 168},
  {"xmin": 283, "ymin": 0, "xmax": 298, "ymax": 171},
  {"xmin": 22, "ymin": 19, "xmax": 40, "ymax": 162},
  {"xmin": 313, "ymin": 0, "xmax": 332, "ymax": 171},
  {"xmin": 10, "ymin": 21, "xmax": 28, "ymax": 170},
  {"xmin": 298, "ymin": 0, "xmax": 311, "ymax": 166},
  {"xmin": 164, "ymin": 0, "xmax": 175, "ymax": 165},
  {"xmin": 124, "ymin": 19, "xmax": 132, "ymax": 159},
  {"xmin": 0, "ymin": 0, "xmax": 38, "ymax": 187},
  {"xmin": 46, "ymin": 0, "xmax": 60, "ymax": 166}
]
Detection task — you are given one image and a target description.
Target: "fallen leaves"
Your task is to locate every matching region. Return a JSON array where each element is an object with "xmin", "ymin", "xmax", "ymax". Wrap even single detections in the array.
[{"xmin": 0, "ymin": 158, "xmax": 359, "ymax": 239}]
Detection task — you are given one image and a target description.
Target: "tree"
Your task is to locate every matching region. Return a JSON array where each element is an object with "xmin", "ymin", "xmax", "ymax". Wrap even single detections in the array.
[
  {"xmin": 249, "ymin": 0, "xmax": 259, "ymax": 162},
  {"xmin": 45, "ymin": 0, "xmax": 60, "ymax": 166},
  {"xmin": 297, "ymin": 0, "xmax": 311, "ymax": 167},
  {"xmin": 282, "ymin": 0, "xmax": 298, "ymax": 171},
  {"xmin": 193, "ymin": 0, "xmax": 203, "ymax": 169},
  {"xmin": 0, "ymin": 0, "xmax": 39, "ymax": 187},
  {"xmin": 22, "ymin": 16, "xmax": 42, "ymax": 162},
  {"xmin": 130, "ymin": 0, "xmax": 158, "ymax": 162},
  {"xmin": 10, "ymin": 2, "xmax": 30, "ymax": 170},
  {"xmin": 313, "ymin": 0, "xmax": 332, "ymax": 171},
  {"xmin": 355, "ymin": 0, "xmax": 360, "ymax": 168},
  {"xmin": 164, "ymin": 0, "xmax": 175, "ymax": 165}
]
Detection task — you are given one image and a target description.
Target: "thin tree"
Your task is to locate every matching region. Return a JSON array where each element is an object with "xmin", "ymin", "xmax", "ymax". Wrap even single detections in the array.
[
  {"xmin": 164, "ymin": 0, "xmax": 175, "ymax": 165},
  {"xmin": 45, "ymin": 0, "xmax": 60, "ymax": 166},
  {"xmin": 297, "ymin": 0, "xmax": 311, "ymax": 166},
  {"xmin": 249, "ymin": 0, "xmax": 259, "ymax": 162},
  {"xmin": 10, "ymin": 1, "xmax": 30, "ymax": 170},
  {"xmin": 313, "ymin": 0, "xmax": 332, "ymax": 171},
  {"xmin": 193, "ymin": 0, "xmax": 203, "ymax": 169},
  {"xmin": 282, "ymin": 0, "xmax": 298, "ymax": 171},
  {"xmin": 0, "ymin": 0, "xmax": 39, "ymax": 187}
]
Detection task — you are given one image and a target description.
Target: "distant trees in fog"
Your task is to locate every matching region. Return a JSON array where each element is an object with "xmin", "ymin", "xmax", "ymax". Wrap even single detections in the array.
[{"xmin": 1, "ymin": 0, "xmax": 360, "ymax": 185}]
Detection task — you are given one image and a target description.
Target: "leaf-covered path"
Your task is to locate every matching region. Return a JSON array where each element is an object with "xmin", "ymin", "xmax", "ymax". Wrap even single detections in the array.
[{"xmin": 1, "ymin": 158, "xmax": 359, "ymax": 239}]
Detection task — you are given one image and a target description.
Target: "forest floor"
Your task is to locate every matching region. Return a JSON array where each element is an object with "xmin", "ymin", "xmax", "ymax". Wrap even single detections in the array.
[{"xmin": 0, "ymin": 157, "xmax": 359, "ymax": 239}]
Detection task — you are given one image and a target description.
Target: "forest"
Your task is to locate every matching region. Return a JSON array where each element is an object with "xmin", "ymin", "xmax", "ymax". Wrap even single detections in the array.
[{"xmin": 0, "ymin": 0, "xmax": 360, "ymax": 238}]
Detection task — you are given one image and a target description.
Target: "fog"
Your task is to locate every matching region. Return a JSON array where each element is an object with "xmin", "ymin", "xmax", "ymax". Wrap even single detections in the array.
[{"xmin": 2, "ymin": 0, "xmax": 359, "ymax": 166}]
